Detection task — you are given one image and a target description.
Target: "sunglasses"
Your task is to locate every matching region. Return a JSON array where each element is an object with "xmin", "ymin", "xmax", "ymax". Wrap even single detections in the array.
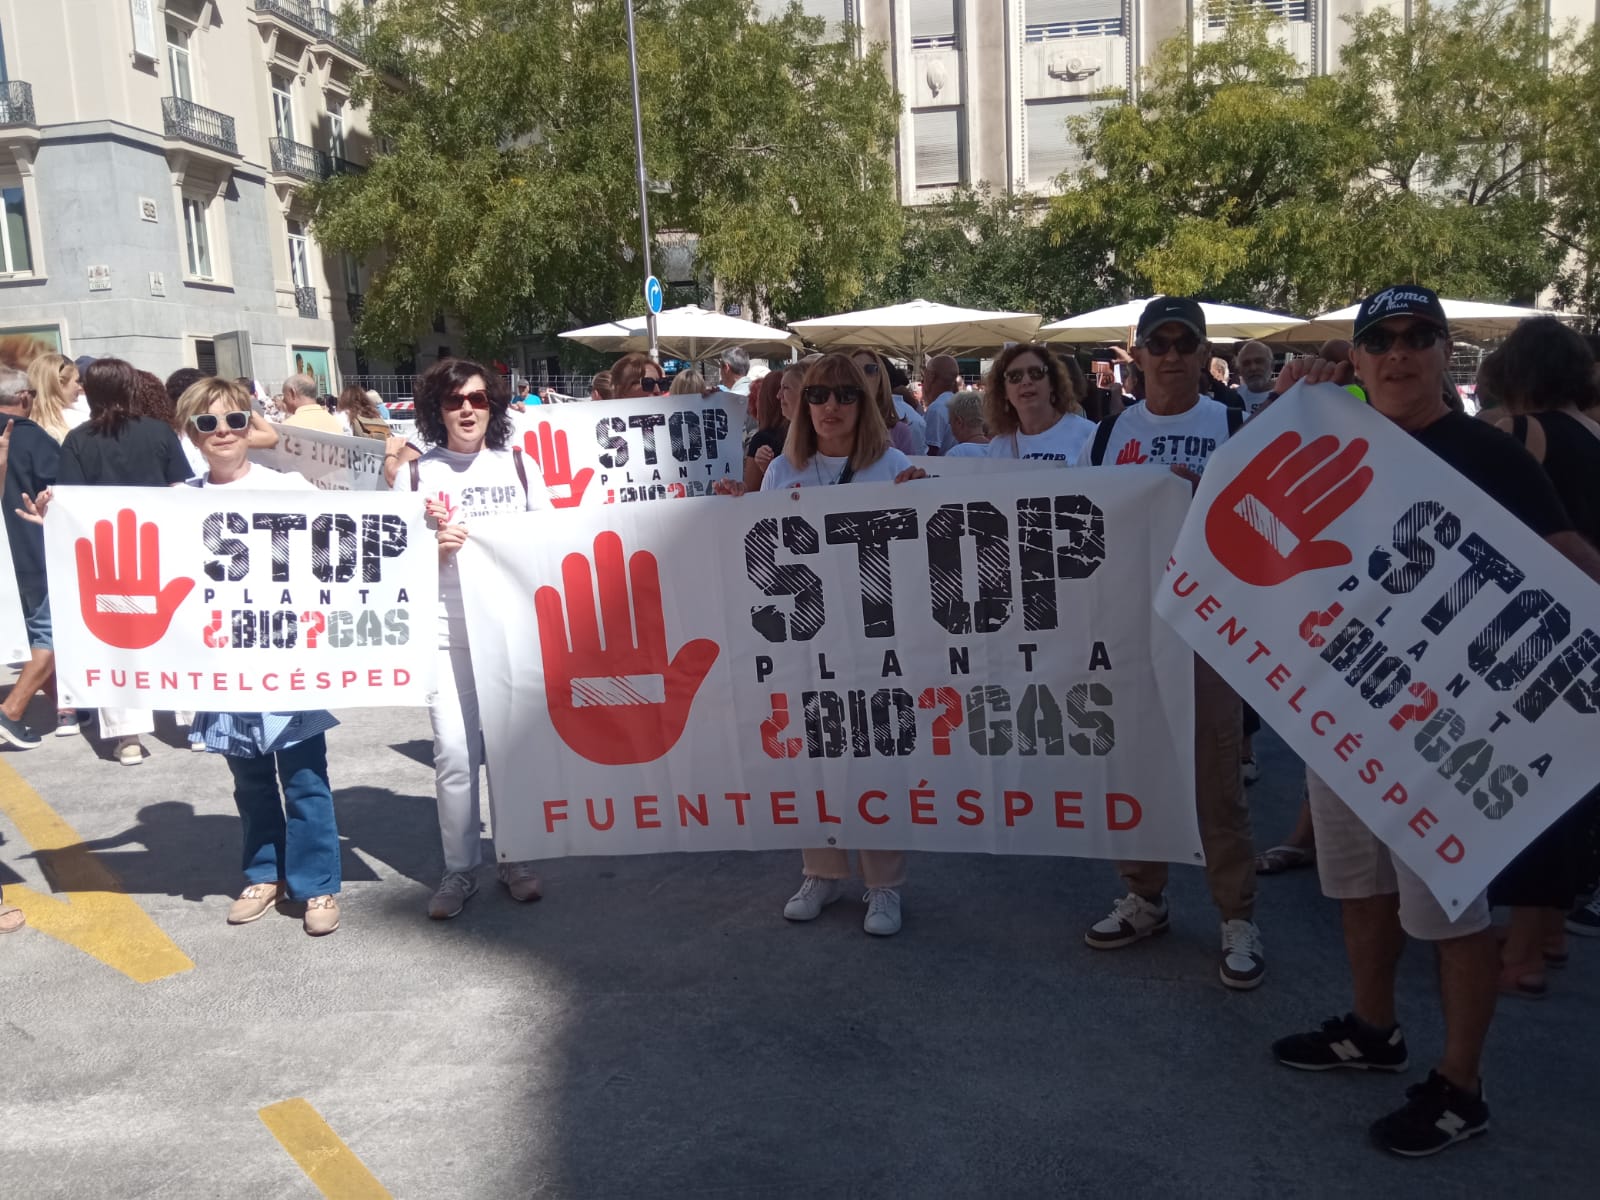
[
  {"xmin": 1141, "ymin": 331, "xmax": 1202, "ymax": 356},
  {"xmin": 442, "ymin": 390, "xmax": 491, "ymax": 411},
  {"xmin": 1356, "ymin": 324, "xmax": 1447, "ymax": 354},
  {"xmin": 639, "ymin": 377, "xmax": 667, "ymax": 393},
  {"xmin": 1004, "ymin": 364, "xmax": 1048, "ymax": 385},
  {"xmin": 803, "ymin": 385, "xmax": 864, "ymax": 407},
  {"xmin": 189, "ymin": 410, "xmax": 251, "ymax": 434},
  {"xmin": 853, "ymin": 360, "xmax": 881, "ymax": 376}
]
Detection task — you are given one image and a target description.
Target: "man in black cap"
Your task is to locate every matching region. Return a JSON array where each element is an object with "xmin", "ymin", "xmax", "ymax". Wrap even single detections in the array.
[
  {"xmin": 1269, "ymin": 284, "xmax": 1600, "ymax": 1157},
  {"xmin": 1077, "ymin": 296, "xmax": 1264, "ymax": 991}
]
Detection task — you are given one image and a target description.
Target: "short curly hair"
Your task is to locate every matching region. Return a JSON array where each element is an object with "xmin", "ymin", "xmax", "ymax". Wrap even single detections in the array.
[
  {"xmin": 414, "ymin": 358, "xmax": 513, "ymax": 450},
  {"xmin": 983, "ymin": 343, "xmax": 1082, "ymax": 437}
]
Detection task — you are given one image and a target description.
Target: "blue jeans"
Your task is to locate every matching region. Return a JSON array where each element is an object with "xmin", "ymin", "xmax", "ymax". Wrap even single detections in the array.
[{"xmin": 227, "ymin": 733, "xmax": 340, "ymax": 900}]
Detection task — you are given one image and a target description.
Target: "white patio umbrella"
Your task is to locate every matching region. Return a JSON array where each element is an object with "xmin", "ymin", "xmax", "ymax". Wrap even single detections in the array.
[
  {"xmin": 788, "ymin": 299, "xmax": 1042, "ymax": 358},
  {"xmin": 1265, "ymin": 298, "xmax": 1552, "ymax": 345},
  {"xmin": 559, "ymin": 305, "xmax": 800, "ymax": 361},
  {"xmin": 1038, "ymin": 298, "xmax": 1305, "ymax": 344}
]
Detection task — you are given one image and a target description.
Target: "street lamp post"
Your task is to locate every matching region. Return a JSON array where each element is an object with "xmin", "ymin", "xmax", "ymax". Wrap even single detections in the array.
[{"xmin": 623, "ymin": 0, "xmax": 659, "ymax": 364}]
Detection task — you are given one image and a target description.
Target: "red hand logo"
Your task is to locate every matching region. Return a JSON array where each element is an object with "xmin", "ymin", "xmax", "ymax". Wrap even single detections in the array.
[
  {"xmin": 1205, "ymin": 432, "xmax": 1374, "ymax": 587},
  {"xmin": 1115, "ymin": 438, "xmax": 1149, "ymax": 465},
  {"xmin": 525, "ymin": 423, "xmax": 595, "ymax": 508},
  {"xmin": 432, "ymin": 491, "xmax": 457, "ymax": 524},
  {"xmin": 535, "ymin": 531, "xmax": 719, "ymax": 764},
  {"xmin": 76, "ymin": 508, "xmax": 196, "ymax": 649}
]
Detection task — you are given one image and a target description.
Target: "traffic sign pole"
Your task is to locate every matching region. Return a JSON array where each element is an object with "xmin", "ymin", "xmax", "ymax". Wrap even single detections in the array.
[{"xmin": 624, "ymin": 1, "xmax": 659, "ymax": 364}]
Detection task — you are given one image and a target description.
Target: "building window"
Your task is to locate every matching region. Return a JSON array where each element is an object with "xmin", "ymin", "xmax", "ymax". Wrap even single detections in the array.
[
  {"xmin": 167, "ymin": 22, "xmax": 193, "ymax": 102},
  {"xmin": 912, "ymin": 107, "xmax": 963, "ymax": 189},
  {"xmin": 272, "ymin": 73, "xmax": 295, "ymax": 142},
  {"xmin": 182, "ymin": 195, "xmax": 213, "ymax": 279},
  {"xmin": 0, "ymin": 186, "xmax": 33, "ymax": 275},
  {"xmin": 342, "ymin": 253, "xmax": 360, "ymax": 296},
  {"xmin": 1025, "ymin": 97, "xmax": 1113, "ymax": 186},
  {"xmin": 1206, "ymin": 0, "xmax": 1309, "ymax": 26},
  {"xmin": 195, "ymin": 338, "xmax": 217, "ymax": 374},
  {"xmin": 909, "ymin": 0, "xmax": 959, "ymax": 49},
  {"xmin": 1025, "ymin": 0, "xmax": 1125, "ymax": 40},
  {"xmin": 328, "ymin": 100, "xmax": 346, "ymax": 160},
  {"xmin": 287, "ymin": 218, "xmax": 311, "ymax": 288}
]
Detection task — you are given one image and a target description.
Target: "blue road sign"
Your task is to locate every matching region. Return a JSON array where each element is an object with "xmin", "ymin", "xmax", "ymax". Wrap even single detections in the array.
[{"xmin": 644, "ymin": 275, "xmax": 664, "ymax": 315}]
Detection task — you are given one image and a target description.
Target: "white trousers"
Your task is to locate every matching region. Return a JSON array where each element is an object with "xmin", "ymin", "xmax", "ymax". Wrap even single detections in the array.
[
  {"xmin": 99, "ymin": 707, "xmax": 154, "ymax": 739},
  {"xmin": 427, "ymin": 640, "xmax": 485, "ymax": 874}
]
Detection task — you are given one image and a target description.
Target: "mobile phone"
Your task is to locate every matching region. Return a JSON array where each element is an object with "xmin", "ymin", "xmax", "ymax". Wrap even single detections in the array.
[{"xmin": 1090, "ymin": 348, "xmax": 1114, "ymax": 363}]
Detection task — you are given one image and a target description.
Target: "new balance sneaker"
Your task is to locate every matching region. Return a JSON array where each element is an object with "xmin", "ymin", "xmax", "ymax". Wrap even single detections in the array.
[
  {"xmin": 1084, "ymin": 893, "xmax": 1169, "ymax": 949},
  {"xmin": 783, "ymin": 876, "xmax": 842, "ymax": 921},
  {"xmin": 1566, "ymin": 893, "xmax": 1600, "ymax": 937},
  {"xmin": 1272, "ymin": 1013, "xmax": 1409, "ymax": 1072},
  {"xmin": 428, "ymin": 870, "xmax": 479, "ymax": 920},
  {"xmin": 55, "ymin": 709, "xmax": 88, "ymax": 738},
  {"xmin": 1370, "ymin": 1071, "xmax": 1489, "ymax": 1157},
  {"xmin": 1219, "ymin": 918, "xmax": 1266, "ymax": 990},
  {"xmin": 0, "ymin": 711, "xmax": 40, "ymax": 749},
  {"xmin": 497, "ymin": 862, "xmax": 543, "ymax": 903},
  {"xmin": 302, "ymin": 895, "xmax": 340, "ymax": 936},
  {"xmin": 863, "ymin": 887, "xmax": 902, "ymax": 936},
  {"xmin": 227, "ymin": 881, "xmax": 286, "ymax": 925}
]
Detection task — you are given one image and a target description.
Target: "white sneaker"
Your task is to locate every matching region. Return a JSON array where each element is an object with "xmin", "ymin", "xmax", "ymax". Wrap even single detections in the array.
[
  {"xmin": 783, "ymin": 876, "xmax": 842, "ymax": 921},
  {"xmin": 1219, "ymin": 919, "xmax": 1266, "ymax": 990},
  {"xmin": 116, "ymin": 736, "xmax": 145, "ymax": 766},
  {"xmin": 427, "ymin": 870, "xmax": 478, "ymax": 920},
  {"xmin": 1084, "ymin": 892, "xmax": 1170, "ymax": 949},
  {"xmin": 1241, "ymin": 758, "xmax": 1262, "ymax": 785},
  {"xmin": 862, "ymin": 887, "xmax": 902, "ymax": 936}
]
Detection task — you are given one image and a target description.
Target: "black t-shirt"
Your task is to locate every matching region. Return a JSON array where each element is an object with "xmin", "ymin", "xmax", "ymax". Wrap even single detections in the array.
[
  {"xmin": 1512, "ymin": 411, "xmax": 1600, "ymax": 546},
  {"xmin": 1413, "ymin": 411, "xmax": 1572, "ymax": 537},
  {"xmin": 747, "ymin": 425, "xmax": 787, "ymax": 462},
  {"xmin": 0, "ymin": 416, "xmax": 59, "ymax": 603},
  {"xmin": 58, "ymin": 415, "xmax": 191, "ymax": 488}
]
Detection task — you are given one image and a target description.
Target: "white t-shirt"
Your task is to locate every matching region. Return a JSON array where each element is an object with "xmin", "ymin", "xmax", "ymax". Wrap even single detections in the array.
[
  {"xmin": 946, "ymin": 441, "xmax": 989, "ymax": 458},
  {"xmin": 1076, "ymin": 398, "xmax": 1236, "ymax": 473},
  {"xmin": 63, "ymin": 399, "xmax": 90, "ymax": 430},
  {"xmin": 192, "ymin": 463, "xmax": 312, "ymax": 490},
  {"xmin": 182, "ymin": 436, "xmax": 209, "ymax": 477},
  {"xmin": 922, "ymin": 391, "xmax": 957, "ymax": 454},
  {"xmin": 760, "ymin": 447, "xmax": 913, "ymax": 491},
  {"xmin": 411, "ymin": 446, "xmax": 548, "ymax": 645},
  {"xmin": 892, "ymin": 396, "xmax": 927, "ymax": 455},
  {"xmin": 1238, "ymin": 385, "xmax": 1274, "ymax": 416},
  {"xmin": 987, "ymin": 413, "xmax": 1096, "ymax": 464}
]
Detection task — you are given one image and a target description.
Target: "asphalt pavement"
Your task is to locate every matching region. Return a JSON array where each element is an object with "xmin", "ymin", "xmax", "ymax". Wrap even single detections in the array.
[{"xmin": 1, "ymin": 695, "xmax": 1594, "ymax": 1199}]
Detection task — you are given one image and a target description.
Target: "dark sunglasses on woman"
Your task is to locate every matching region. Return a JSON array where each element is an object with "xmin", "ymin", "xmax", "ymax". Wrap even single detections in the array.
[
  {"xmin": 442, "ymin": 389, "xmax": 491, "ymax": 411},
  {"xmin": 1004, "ymin": 364, "xmax": 1048, "ymax": 385},
  {"xmin": 188, "ymin": 410, "xmax": 251, "ymax": 434},
  {"xmin": 1355, "ymin": 325, "xmax": 1447, "ymax": 355},
  {"xmin": 803, "ymin": 385, "xmax": 864, "ymax": 407},
  {"xmin": 639, "ymin": 377, "xmax": 667, "ymax": 393},
  {"xmin": 853, "ymin": 360, "xmax": 881, "ymax": 376}
]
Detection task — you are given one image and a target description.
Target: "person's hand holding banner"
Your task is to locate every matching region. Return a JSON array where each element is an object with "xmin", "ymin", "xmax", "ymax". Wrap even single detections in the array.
[
  {"xmin": 535, "ymin": 530, "xmax": 719, "ymax": 764},
  {"xmin": 76, "ymin": 508, "xmax": 195, "ymax": 650},
  {"xmin": 1204, "ymin": 431, "xmax": 1374, "ymax": 587},
  {"xmin": 524, "ymin": 422, "xmax": 595, "ymax": 508}
]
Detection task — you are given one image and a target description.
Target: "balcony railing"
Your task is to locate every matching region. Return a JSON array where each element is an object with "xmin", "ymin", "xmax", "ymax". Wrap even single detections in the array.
[
  {"xmin": 295, "ymin": 285, "xmax": 319, "ymax": 318},
  {"xmin": 328, "ymin": 155, "xmax": 365, "ymax": 176},
  {"xmin": 270, "ymin": 137, "xmax": 331, "ymax": 181},
  {"xmin": 0, "ymin": 81, "xmax": 36, "ymax": 128},
  {"xmin": 346, "ymin": 293, "xmax": 364, "ymax": 322},
  {"xmin": 254, "ymin": 0, "xmax": 364, "ymax": 58},
  {"xmin": 162, "ymin": 96, "xmax": 238, "ymax": 155}
]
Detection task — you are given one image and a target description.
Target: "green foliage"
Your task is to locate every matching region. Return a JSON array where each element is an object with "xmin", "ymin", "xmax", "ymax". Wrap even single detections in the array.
[{"xmin": 308, "ymin": 0, "xmax": 903, "ymax": 358}]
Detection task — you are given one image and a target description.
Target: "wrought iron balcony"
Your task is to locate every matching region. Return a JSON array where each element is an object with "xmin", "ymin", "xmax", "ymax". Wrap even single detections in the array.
[
  {"xmin": 295, "ymin": 285, "xmax": 319, "ymax": 318},
  {"xmin": 270, "ymin": 137, "xmax": 331, "ymax": 181},
  {"xmin": 328, "ymin": 155, "xmax": 365, "ymax": 176},
  {"xmin": 0, "ymin": 82, "xmax": 36, "ymax": 128},
  {"xmin": 162, "ymin": 96, "xmax": 238, "ymax": 155},
  {"xmin": 254, "ymin": 0, "xmax": 364, "ymax": 58},
  {"xmin": 313, "ymin": 6, "xmax": 364, "ymax": 56}
]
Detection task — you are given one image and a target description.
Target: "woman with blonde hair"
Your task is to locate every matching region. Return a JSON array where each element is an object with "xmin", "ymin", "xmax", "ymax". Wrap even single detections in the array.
[
  {"xmin": 849, "ymin": 349, "xmax": 916, "ymax": 455},
  {"xmin": 668, "ymin": 368, "xmax": 708, "ymax": 395},
  {"xmin": 983, "ymin": 342, "xmax": 1094, "ymax": 463},
  {"xmin": 26, "ymin": 353, "xmax": 87, "ymax": 442}
]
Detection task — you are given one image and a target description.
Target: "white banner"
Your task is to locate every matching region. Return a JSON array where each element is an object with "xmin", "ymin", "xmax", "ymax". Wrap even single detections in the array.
[
  {"xmin": 510, "ymin": 393, "xmax": 744, "ymax": 507},
  {"xmin": 0, "ymin": 521, "xmax": 30, "ymax": 665},
  {"xmin": 1156, "ymin": 384, "xmax": 1600, "ymax": 914},
  {"xmin": 45, "ymin": 487, "xmax": 436, "ymax": 709},
  {"xmin": 909, "ymin": 454, "xmax": 1055, "ymax": 477},
  {"xmin": 251, "ymin": 426, "xmax": 388, "ymax": 491},
  {"xmin": 460, "ymin": 471, "xmax": 1199, "ymax": 863}
]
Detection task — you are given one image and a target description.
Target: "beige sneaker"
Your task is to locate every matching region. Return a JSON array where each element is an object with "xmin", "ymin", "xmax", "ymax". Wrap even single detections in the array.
[
  {"xmin": 497, "ymin": 862, "xmax": 543, "ymax": 903},
  {"xmin": 227, "ymin": 881, "xmax": 285, "ymax": 925},
  {"xmin": 302, "ymin": 895, "xmax": 340, "ymax": 936},
  {"xmin": 116, "ymin": 736, "xmax": 145, "ymax": 766},
  {"xmin": 0, "ymin": 904, "xmax": 25, "ymax": 934}
]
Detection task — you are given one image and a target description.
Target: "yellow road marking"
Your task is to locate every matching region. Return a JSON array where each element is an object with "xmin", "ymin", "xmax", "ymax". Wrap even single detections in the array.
[
  {"xmin": 259, "ymin": 1099, "xmax": 393, "ymax": 1199},
  {"xmin": 0, "ymin": 757, "xmax": 193, "ymax": 983}
]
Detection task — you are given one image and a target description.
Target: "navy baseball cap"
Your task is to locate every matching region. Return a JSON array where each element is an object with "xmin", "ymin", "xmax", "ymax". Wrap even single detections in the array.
[
  {"xmin": 1136, "ymin": 296, "xmax": 1207, "ymax": 343},
  {"xmin": 1353, "ymin": 285, "xmax": 1449, "ymax": 341}
]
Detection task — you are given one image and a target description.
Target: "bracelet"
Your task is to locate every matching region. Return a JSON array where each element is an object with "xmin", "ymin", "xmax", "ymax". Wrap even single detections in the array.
[{"xmin": 384, "ymin": 452, "xmax": 399, "ymax": 460}]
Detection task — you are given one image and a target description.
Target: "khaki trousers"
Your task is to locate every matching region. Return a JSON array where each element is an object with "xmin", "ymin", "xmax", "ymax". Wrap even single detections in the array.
[
  {"xmin": 1116, "ymin": 655, "xmax": 1255, "ymax": 922},
  {"xmin": 801, "ymin": 848, "xmax": 907, "ymax": 889}
]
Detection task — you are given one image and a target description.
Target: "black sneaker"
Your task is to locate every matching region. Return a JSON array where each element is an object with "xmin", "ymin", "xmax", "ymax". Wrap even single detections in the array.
[
  {"xmin": 1370, "ymin": 1070, "xmax": 1489, "ymax": 1157},
  {"xmin": 1566, "ymin": 893, "xmax": 1600, "ymax": 937},
  {"xmin": 1272, "ymin": 1013, "xmax": 1408, "ymax": 1072},
  {"xmin": 0, "ymin": 710, "xmax": 40, "ymax": 749}
]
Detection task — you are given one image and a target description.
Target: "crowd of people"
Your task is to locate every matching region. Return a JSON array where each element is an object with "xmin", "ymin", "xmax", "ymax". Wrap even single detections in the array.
[{"xmin": 0, "ymin": 287, "xmax": 1596, "ymax": 1158}]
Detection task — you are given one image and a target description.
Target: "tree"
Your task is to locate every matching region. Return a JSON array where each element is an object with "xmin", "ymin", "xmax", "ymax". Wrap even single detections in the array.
[
  {"xmin": 309, "ymin": 0, "xmax": 903, "ymax": 359},
  {"xmin": 1546, "ymin": 28, "xmax": 1600, "ymax": 322}
]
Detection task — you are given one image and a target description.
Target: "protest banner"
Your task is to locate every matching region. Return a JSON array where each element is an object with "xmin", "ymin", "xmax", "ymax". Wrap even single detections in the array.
[
  {"xmin": 45, "ymin": 487, "xmax": 436, "ymax": 709},
  {"xmin": 512, "ymin": 392, "xmax": 745, "ymax": 507},
  {"xmin": 459, "ymin": 470, "xmax": 1199, "ymax": 863},
  {"xmin": 251, "ymin": 425, "xmax": 388, "ymax": 490},
  {"xmin": 908, "ymin": 455, "xmax": 1055, "ymax": 477},
  {"xmin": 1156, "ymin": 384, "xmax": 1600, "ymax": 914},
  {"xmin": 0, "ymin": 525, "xmax": 30, "ymax": 665}
]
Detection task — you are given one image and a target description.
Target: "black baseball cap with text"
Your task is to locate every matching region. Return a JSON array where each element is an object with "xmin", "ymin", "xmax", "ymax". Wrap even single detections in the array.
[
  {"xmin": 1353, "ymin": 285, "xmax": 1449, "ymax": 341},
  {"xmin": 1136, "ymin": 296, "xmax": 1207, "ymax": 343}
]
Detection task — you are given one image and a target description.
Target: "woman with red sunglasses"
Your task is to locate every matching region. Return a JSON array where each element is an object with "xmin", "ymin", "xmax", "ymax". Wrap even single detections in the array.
[{"xmin": 409, "ymin": 358, "xmax": 550, "ymax": 921}]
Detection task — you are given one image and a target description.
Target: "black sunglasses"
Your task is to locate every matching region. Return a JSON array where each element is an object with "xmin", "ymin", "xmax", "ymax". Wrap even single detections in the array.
[
  {"xmin": 853, "ymin": 359, "xmax": 881, "ymax": 376},
  {"xmin": 1004, "ymin": 364, "xmax": 1048, "ymax": 385},
  {"xmin": 189, "ymin": 410, "xmax": 251, "ymax": 434},
  {"xmin": 640, "ymin": 376, "xmax": 667, "ymax": 393},
  {"xmin": 803, "ymin": 385, "xmax": 864, "ymax": 407},
  {"xmin": 442, "ymin": 390, "xmax": 491, "ymax": 411},
  {"xmin": 1141, "ymin": 331, "xmax": 1202, "ymax": 356},
  {"xmin": 1356, "ymin": 325, "xmax": 1447, "ymax": 354}
]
